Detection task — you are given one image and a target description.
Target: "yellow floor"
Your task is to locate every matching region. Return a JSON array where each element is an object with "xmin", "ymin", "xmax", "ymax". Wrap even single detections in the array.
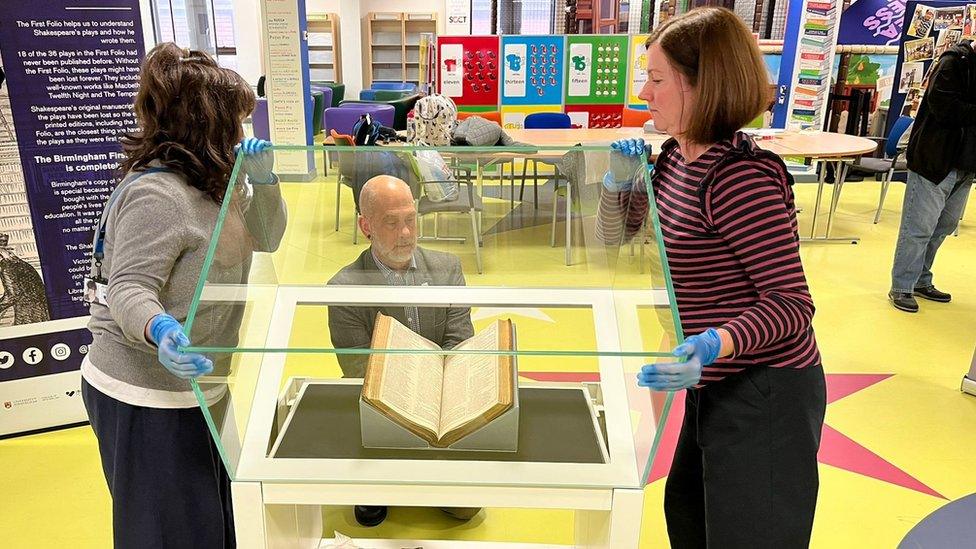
[{"xmin": 2, "ymin": 177, "xmax": 975, "ymax": 548}]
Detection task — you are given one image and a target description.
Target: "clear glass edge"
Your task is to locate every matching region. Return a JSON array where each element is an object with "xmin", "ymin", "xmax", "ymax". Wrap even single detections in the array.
[
  {"xmin": 189, "ymin": 147, "xmax": 685, "ymax": 483},
  {"xmin": 638, "ymin": 162, "xmax": 684, "ymax": 486},
  {"xmin": 189, "ymin": 153, "xmax": 244, "ymax": 478}
]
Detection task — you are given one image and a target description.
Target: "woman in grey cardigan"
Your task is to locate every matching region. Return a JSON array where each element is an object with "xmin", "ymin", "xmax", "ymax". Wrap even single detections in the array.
[{"xmin": 81, "ymin": 43, "xmax": 286, "ymax": 548}]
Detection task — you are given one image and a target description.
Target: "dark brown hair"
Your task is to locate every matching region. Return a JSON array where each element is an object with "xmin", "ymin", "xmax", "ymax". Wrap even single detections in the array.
[
  {"xmin": 120, "ymin": 43, "xmax": 255, "ymax": 203},
  {"xmin": 647, "ymin": 8, "xmax": 771, "ymax": 144}
]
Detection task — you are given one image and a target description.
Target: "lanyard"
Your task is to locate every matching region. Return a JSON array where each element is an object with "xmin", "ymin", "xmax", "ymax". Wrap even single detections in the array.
[{"xmin": 90, "ymin": 167, "xmax": 170, "ymax": 280}]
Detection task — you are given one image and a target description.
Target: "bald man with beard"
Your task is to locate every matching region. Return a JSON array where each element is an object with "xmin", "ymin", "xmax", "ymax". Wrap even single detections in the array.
[{"xmin": 326, "ymin": 175, "xmax": 479, "ymax": 526}]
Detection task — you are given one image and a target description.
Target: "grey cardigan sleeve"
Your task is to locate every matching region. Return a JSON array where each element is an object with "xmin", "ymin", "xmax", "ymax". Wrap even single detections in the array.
[
  {"xmin": 242, "ymin": 179, "xmax": 288, "ymax": 253},
  {"xmin": 105, "ymin": 183, "xmax": 189, "ymax": 349}
]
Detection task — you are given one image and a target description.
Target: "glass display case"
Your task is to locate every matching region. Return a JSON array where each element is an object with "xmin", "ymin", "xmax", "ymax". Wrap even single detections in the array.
[{"xmin": 186, "ymin": 143, "xmax": 682, "ymax": 548}]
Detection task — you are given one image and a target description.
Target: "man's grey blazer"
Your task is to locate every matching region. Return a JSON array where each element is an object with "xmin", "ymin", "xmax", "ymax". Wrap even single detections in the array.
[{"xmin": 327, "ymin": 246, "xmax": 474, "ymax": 377}]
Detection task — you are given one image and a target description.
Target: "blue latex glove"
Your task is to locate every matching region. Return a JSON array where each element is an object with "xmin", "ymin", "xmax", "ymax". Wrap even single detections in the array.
[
  {"xmin": 611, "ymin": 138, "xmax": 646, "ymax": 157},
  {"xmin": 638, "ymin": 328, "xmax": 722, "ymax": 391},
  {"xmin": 149, "ymin": 314, "xmax": 213, "ymax": 380},
  {"xmin": 235, "ymin": 138, "xmax": 275, "ymax": 184},
  {"xmin": 604, "ymin": 139, "xmax": 649, "ymax": 193}
]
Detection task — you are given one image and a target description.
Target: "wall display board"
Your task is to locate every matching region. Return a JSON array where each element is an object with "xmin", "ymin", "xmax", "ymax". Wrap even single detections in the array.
[
  {"xmin": 0, "ymin": 0, "xmax": 146, "ymax": 435},
  {"xmin": 627, "ymin": 34, "xmax": 651, "ymax": 109},
  {"xmin": 500, "ymin": 36, "xmax": 567, "ymax": 106},
  {"xmin": 437, "ymin": 35, "xmax": 501, "ymax": 110},
  {"xmin": 564, "ymin": 35, "xmax": 629, "ymax": 105},
  {"xmin": 887, "ymin": 1, "xmax": 968, "ymax": 133},
  {"xmin": 438, "ymin": 34, "xmax": 634, "ymax": 126}
]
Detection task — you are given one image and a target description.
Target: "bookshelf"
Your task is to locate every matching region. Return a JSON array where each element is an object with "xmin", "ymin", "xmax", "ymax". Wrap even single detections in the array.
[
  {"xmin": 366, "ymin": 12, "xmax": 438, "ymax": 87},
  {"xmin": 787, "ymin": 0, "xmax": 840, "ymax": 128},
  {"xmin": 307, "ymin": 13, "xmax": 342, "ymax": 83}
]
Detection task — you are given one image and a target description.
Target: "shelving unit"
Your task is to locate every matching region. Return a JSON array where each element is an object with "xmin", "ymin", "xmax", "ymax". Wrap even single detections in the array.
[
  {"xmin": 365, "ymin": 12, "xmax": 438, "ymax": 87},
  {"xmin": 306, "ymin": 12, "xmax": 342, "ymax": 82}
]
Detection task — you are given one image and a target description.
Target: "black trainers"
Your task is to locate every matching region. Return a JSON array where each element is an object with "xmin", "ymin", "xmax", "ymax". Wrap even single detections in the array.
[
  {"xmin": 354, "ymin": 505, "xmax": 388, "ymax": 527},
  {"xmin": 889, "ymin": 291, "xmax": 919, "ymax": 313},
  {"xmin": 914, "ymin": 285, "xmax": 951, "ymax": 303}
]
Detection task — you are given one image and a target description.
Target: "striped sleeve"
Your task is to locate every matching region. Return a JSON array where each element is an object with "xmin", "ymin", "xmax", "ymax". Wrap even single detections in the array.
[
  {"xmin": 705, "ymin": 162, "xmax": 815, "ymax": 357},
  {"xmin": 594, "ymin": 173, "xmax": 650, "ymax": 245}
]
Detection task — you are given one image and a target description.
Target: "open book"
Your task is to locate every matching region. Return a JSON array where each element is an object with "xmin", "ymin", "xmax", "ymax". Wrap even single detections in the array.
[{"xmin": 361, "ymin": 313, "xmax": 516, "ymax": 448}]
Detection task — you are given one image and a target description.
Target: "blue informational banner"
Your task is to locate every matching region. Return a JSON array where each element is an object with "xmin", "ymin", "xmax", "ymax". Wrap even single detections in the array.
[
  {"xmin": 499, "ymin": 36, "xmax": 566, "ymax": 106},
  {"xmin": 0, "ymin": 0, "xmax": 145, "ymax": 434}
]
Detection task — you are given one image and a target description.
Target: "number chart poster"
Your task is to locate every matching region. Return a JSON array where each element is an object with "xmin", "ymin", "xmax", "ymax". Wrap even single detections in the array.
[
  {"xmin": 564, "ymin": 35, "xmax": 630, "ymax": 105},
  {"xmin": 500, "ymin": 35, "xmax": 566, "ymax": 106},
  {"xmin": 0, "ymin": 0, "xmax": 144, "ymax": 434}
]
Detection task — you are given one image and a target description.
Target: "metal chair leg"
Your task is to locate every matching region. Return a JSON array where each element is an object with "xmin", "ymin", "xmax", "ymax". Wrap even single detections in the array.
[
  {"xmin": 519, "ymin": 159, "xmax": 528, "ymax": 202},
  {"xmin": 874, "ymin": 169, "xmax": 894, "ymax": 224},
  {"xmin": 470, "ymin": 208, "xmax": 483, "ymax": 274},
  {"xmin": 550, "ymin": 183, "xmax": 559, "ymax": 247},
  {"xmin": 533, "ymin": 162, "xmax": 539, "ymax": 209},
  {"xmin": 334, "ymin": 181, "xmax": 342, "ymax": 231}
]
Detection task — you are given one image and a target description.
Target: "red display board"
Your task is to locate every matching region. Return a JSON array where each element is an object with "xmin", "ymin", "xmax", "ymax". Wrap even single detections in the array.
[
  {"xmin": 565, "ymin": 105, "xmax": 624, "ymax": 128},
  {"xmin": 437, "ymin": 36, "xmax": 501, "ymax": 107}
]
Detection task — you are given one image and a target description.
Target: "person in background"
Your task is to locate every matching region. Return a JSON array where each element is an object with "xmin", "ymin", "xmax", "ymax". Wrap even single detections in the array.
[
  {"xmin": 82, "ymin": 43, "xmax": 286, "ymax": 548},
  {"xmin": 327, "ymin": 175, "xmax": 478, "ymax": 527},
  {"xmin": 598, "ymin": 8, "xmax": 826, "ymax": 548},
  {"xmin": 888, "ymin": 40, "xmax": 975, "ymax": 313}
]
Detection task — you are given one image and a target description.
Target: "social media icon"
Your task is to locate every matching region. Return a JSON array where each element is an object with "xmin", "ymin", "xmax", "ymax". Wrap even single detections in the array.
[
  {"xmin": 51, "ymin": 343, "xmax": 71, "ymax": 361},
  {"xmin": 23, "ymin": 347, "xmax": 43, "ymax": 365},
  {"xmin": 0, "ymin": 351, "xmax": 14, "ymax": 369}
]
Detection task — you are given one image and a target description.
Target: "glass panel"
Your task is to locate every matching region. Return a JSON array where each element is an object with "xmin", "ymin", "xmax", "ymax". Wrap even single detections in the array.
[
  {"xmin": 187, "ymin": 145, "xmax": 680, "ymax": 490},
  {"xmin": 153, "ymin": 0, "xmax": 176, "ymax": 43}
]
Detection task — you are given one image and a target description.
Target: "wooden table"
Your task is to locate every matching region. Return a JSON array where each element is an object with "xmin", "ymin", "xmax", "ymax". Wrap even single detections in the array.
[{"xmin": 506, "ymin": 128, "xmax": 878, "ymax": 243}]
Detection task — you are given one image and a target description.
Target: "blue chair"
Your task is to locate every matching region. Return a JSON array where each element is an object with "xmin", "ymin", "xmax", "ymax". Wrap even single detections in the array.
[
  {"xmin": 359, "ymin": 82, "xmax": 418, "ymax": 100},
  {"xmin": 372, "ymin": 82, "xmax": 417, "ymax": 92},
  {"xmin": 850, "ymin": 115, "xmax": 913, "ymax": 223},
  {"xmin": 524, "ymin": 112, "xmax": 572, "ymax": 129}
]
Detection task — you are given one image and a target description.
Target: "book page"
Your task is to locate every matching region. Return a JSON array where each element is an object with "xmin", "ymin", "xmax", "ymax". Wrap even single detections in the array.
[
  {"xmin": 438, "ymin": 321, "xmax": 506, "ymax": 437},
  {"xmin": 371, "ymin": 317, "xmax": 445, "ymax": 436}
]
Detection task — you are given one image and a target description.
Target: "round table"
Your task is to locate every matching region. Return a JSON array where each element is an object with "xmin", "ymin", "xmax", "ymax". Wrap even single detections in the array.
[
  {"xmin": 506, "ymin": 128, "xmax": 878, "ymax": 243},
  {"xmin": 505, "ymin": 128, "xmax": 876, "ymax": 158}
]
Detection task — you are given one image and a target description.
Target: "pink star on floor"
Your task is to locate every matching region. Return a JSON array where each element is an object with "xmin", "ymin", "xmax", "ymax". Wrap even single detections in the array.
[{"xmin": 520, "ymin": 371, "xmax": 944, "ymax": 499}]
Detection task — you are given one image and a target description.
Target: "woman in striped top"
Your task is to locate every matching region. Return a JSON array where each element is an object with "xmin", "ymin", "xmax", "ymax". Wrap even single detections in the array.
[{"xmin": 598, "ymin": 8, "xmax": 826, "ymax": 548}]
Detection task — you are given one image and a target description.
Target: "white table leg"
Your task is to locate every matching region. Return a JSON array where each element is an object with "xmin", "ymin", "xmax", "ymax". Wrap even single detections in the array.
[
  {"xmin": 233, "ymin": 482, "xmax": 268, "ymax": 549},
  {"xmin": 573, "ymin": 488, "xmax": 643, "ymax": 549},
  {"xmin": 233, "ymin": 482, "xmax": 322, "ymax": 549}
]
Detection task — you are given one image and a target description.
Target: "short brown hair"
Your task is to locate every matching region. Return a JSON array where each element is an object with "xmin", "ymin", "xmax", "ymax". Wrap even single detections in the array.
[
  {"xmin": 121, "ymin": 43, "xmax": 255, "ymax": 203},
  {"xmin": 647, "ymin": 8, "xmax": 771, "ymax": 144}
]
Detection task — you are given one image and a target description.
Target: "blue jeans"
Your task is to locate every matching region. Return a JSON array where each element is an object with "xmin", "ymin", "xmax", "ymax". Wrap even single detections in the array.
[{"xmin": 891, "ymin": 169, "xmax": 973, "ymax": 293}]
